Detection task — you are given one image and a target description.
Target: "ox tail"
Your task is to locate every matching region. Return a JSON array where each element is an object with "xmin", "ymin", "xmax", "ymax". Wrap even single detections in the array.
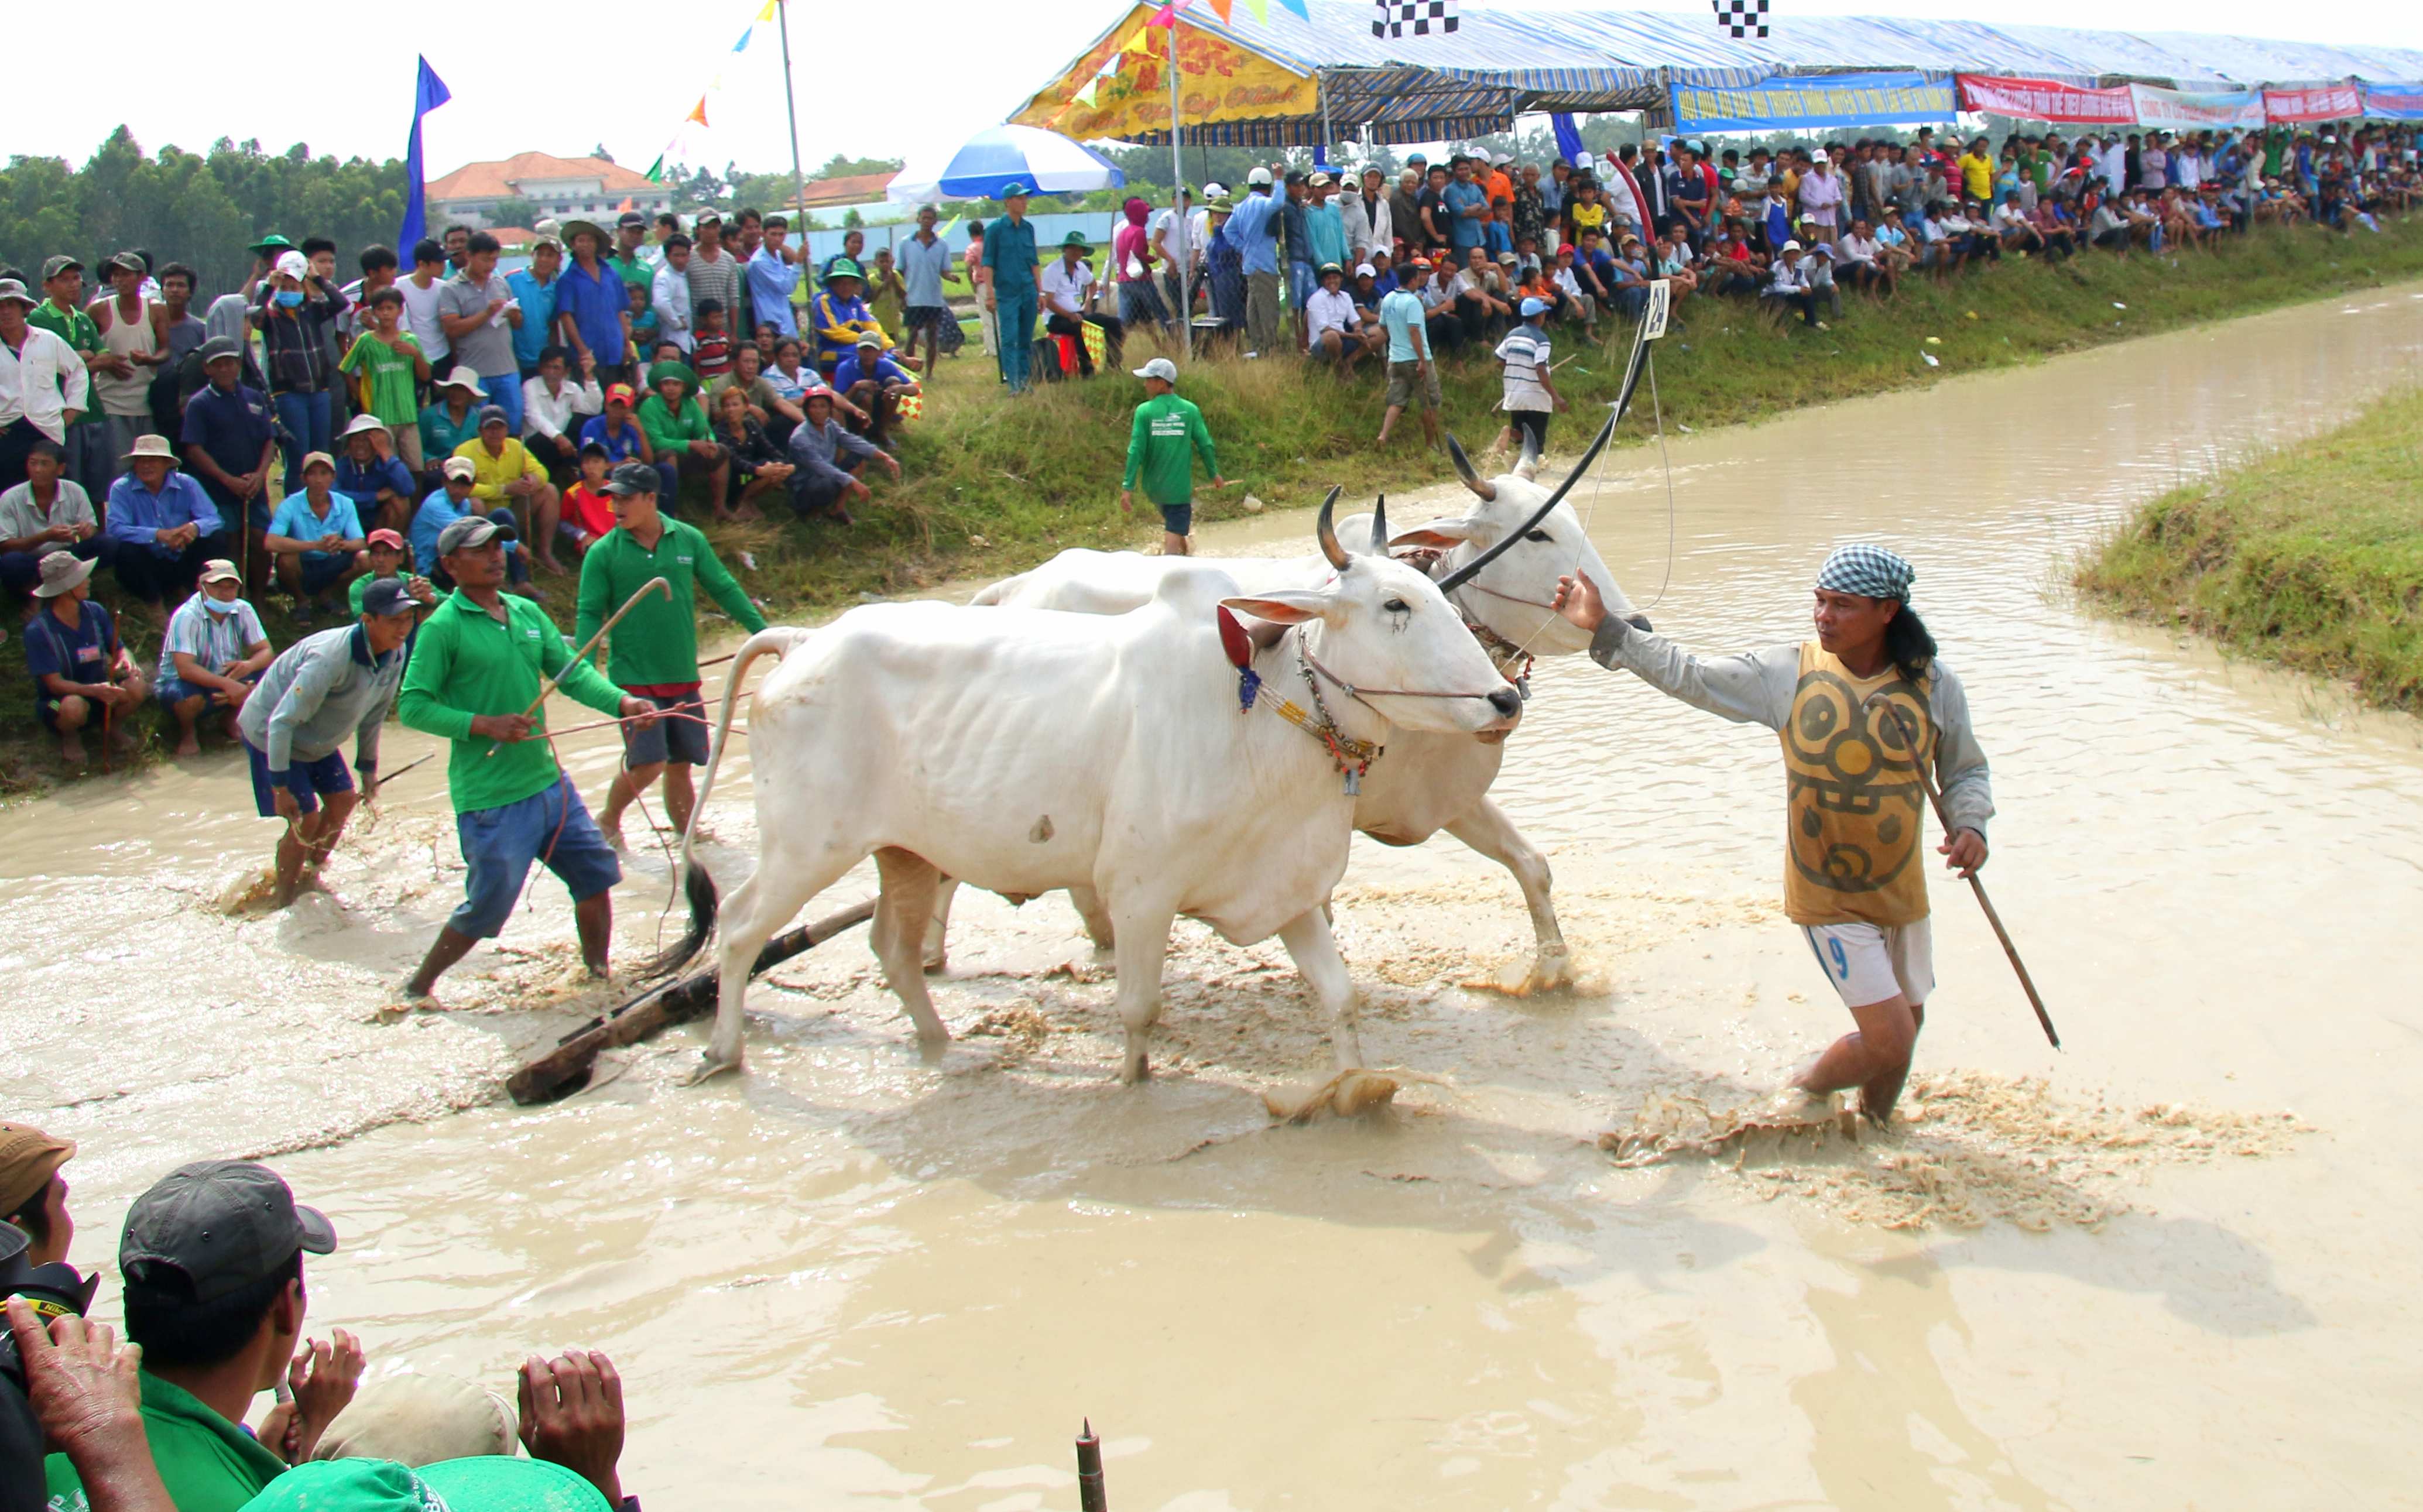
[
  {"xmin": 632, "ymin": 626, "xmax": 814, "ymax": 982},
  {"xmin": 969, "ymin": 574, "xmax": 1019, "ymax": 607}
]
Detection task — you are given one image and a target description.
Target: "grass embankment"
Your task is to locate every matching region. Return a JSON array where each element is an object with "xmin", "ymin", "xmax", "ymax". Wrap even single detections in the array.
[
  {"xmin": 2077, "ymin": 385, "xmax": 2423, "ymax": 712},
  {"xmin": 6, "ymin": 219, "xmax": 2423, "ymax": 791}
]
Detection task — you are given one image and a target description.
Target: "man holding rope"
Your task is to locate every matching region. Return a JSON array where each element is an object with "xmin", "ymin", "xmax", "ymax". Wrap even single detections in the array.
[
  {"xmin": 396, "ymin": 515, "xmax": 660, "ymax": 1002},
  {"xmin": 576, "ymin": 461, "xmax": 764, "ymax": 848},
  {"xmin": 1554, "ymin": 543, "xmax": 1993, "ymax": 1125},
  {"xmin": 235, "ymin": 578, "xmax": 417, "ymax": 907}
]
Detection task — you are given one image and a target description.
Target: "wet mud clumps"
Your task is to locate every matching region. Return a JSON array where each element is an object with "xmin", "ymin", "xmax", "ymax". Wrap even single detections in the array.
[{"xmin": 1602, "ymin": 1070, "xmax": 2309, "ymax": 1232}]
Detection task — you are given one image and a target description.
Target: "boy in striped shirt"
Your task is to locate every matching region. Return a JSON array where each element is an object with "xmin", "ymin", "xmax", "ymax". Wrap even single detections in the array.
[{"xmin": 1490, "ymin": 297, "xmax": 1567, "ymax": 459}]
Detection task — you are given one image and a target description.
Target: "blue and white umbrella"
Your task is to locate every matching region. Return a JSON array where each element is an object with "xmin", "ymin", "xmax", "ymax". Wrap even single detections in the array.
[{"xmin": 887, "ymin": 125, "xmax": 1126, "ymax": 204}]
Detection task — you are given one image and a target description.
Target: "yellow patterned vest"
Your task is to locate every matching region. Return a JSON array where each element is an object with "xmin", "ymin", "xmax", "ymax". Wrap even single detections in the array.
[{"xmin": 1780, "ymin": 642, "xmax": 1936, "ymax": 927}]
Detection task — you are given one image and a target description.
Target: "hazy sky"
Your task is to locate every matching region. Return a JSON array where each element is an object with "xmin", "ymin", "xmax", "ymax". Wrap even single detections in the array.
[{"xmin": 13, "ymin": 0, "xmax": 2420, "ymax": 191}]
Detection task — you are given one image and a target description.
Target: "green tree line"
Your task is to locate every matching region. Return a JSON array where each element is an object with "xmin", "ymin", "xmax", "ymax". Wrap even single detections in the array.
[{"xmin": 0, "ymin": 127, "xmax": 409, "ymax": 301}]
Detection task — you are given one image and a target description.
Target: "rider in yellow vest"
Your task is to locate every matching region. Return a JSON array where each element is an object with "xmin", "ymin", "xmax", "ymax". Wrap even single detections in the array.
[{"xmin": 1554, "ymin": 543, "xmax": 1993, "ymax": 1124}]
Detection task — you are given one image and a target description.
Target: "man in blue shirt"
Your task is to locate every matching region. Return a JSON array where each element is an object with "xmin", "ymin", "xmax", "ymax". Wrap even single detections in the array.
[
  {"xmin": 551, "ymin": 222, "xmax": 633, "ymax": 385},
  {"xmin": 178, "ymin": 336, "xmax": 277, "ymax": 595},
  {"xmin": 25, "ymin": 550, "xmax": 147, "ymax": 764},
  {"xmin": 108, "ymin": 434, "xmax": 229, "ymax": 605},
  {"xmin": 1225, "ymin": 169, "xmax": 1284, "ymax": 356},
  {"xmin": 831, "ymin": 331, "xmax": 920, "ymax": 452},
  {"xmin": 412, "ymin": 456, "xmax": 528, "ymax": 590},
  {"xmin": 1376, "ymin": 262, "xmax": 1440, "ymax": 451},
  {"xmin": 332, "ymin": 413, "xmax": 419, "ymax": 534},
  {"xmin": 746, "ymin": 216, "xmax": 804, "ymax": 338},
  {"xmin": 981, "ymin": 184, "xmax": 1042, "ymax": 392},
  {"xmin": 263, "ymin": 452, "xmax": 369, "ymax": 620},
  {"xmin": 1280, "ymin": 173, "xmax": 1315, "ymax": 344},
  {"xmin": 1443, "ymin": 157, "xmax": 1491, "ymax": 259},
  {"xmin": 505, "ymin": 237, "xmax": 563, "ymax": 377}
]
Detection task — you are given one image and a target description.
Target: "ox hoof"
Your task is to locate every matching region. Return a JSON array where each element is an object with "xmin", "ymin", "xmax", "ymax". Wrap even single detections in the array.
[
  {"xmin": 684, "ymin": 1054, "xmax": 743, "ymax": 1087},
  {"xmin": 1119, "ymin": 1053, "xmax": 1152, "ymax": 1085},
  {"xmin": 921, "ymin": 951, "xmax": 949, "ymax": 975}
]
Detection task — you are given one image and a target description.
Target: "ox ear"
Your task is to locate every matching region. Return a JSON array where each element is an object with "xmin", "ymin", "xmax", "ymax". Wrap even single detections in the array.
[
  {"xmin": 1221, "ymin": 589, "xmax": 1340, "ymax": 627},
  {"xmin": 1389, "ymin": 515, "xmax": 1487, "ymax": 550}
]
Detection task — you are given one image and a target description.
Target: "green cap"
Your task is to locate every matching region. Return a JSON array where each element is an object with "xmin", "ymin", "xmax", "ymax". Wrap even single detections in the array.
[
  {"xmin": 238, "ymin": 1457, "xmax": 611, "ymax": 1512},
  {"xmin": 999, "ymin": 180, "xmax": 1033, "ymax": 198},
  {"xmin": 1060, "ymin": 230, "xmax": 1091, "ymax": 248},
  {"xmin": 824, "ymin": 257, "xmax": 863, "ymax": 282},
  {"xmin": 249, "ymin": 233, "xmax": 294, "ymax": 254},
  {"xmin": 646, "ymin": 361, "xmax": 700, "ymax": 396}
]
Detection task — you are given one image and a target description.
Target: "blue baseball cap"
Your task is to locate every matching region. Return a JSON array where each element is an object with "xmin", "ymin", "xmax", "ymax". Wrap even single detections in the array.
[{"xmin": 1519, "ymin": 296, "xmax": 1550, "ymax": 318}]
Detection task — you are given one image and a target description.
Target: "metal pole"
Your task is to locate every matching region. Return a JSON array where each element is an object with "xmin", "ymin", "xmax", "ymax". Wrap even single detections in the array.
[
  {"xmin": 775, "ymin": 0, "xmax": 808, "ymax": 226},
  {"xmin": 1166, "ymin": 20, "xmax": 1190, "ymax": 361}
]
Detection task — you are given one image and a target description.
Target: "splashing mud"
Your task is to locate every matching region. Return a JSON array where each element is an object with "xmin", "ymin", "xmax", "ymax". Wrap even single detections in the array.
[{"xmin": 1603, "ymin": 1071, "xmax": 2310, "ymax": 1232}]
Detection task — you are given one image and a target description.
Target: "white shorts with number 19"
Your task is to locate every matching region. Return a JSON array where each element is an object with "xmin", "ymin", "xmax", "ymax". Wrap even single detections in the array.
[{"xmin": 1802, "ymin": 919, "xmax": 1935, "ymax": 1008}]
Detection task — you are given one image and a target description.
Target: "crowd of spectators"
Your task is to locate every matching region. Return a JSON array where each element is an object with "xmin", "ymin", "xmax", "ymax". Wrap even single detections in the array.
[{"xmin": 3, "ymin": 1126, "xmax": 645, "ymax": 1512}]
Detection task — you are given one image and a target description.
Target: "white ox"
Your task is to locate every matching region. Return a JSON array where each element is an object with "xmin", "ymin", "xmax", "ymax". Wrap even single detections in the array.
[
  {"xmin": 652, "ymin": 495, "xmax": 1523, "ymax": 1082},
  {"xmin": 934, "ymin": 421, "xmax": 1648, "ymax": 991}
]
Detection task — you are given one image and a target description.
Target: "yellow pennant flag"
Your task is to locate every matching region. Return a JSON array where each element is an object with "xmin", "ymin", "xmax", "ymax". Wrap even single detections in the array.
[
  {"xmin": 1120, "ymin": 23, "xmax": 1152, "ymax": 52},
  {"xmin": 755, "ymin": 0, "xmax": 777, "ymax": 18},
  {"xmin": 1240, "ymin": 0, "xmax": 1267, "ymax": 20}
]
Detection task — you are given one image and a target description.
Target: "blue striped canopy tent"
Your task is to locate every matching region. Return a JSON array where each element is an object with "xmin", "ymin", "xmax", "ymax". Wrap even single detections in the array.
[{"xmin": 1009, "ymin": 1, "xmax": 2423, "ymax": 147}]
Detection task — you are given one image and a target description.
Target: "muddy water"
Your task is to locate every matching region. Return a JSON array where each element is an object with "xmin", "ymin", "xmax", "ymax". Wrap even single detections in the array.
[{"xmin": 9, "ymin": 286, "xmax": 2423, "ymax": 1508}]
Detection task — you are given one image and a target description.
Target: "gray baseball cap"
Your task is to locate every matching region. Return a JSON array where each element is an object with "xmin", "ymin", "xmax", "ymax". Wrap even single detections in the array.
[
  {"xmin": 119, "ymin": 1160, "xmax": 336, "ymax": 1302},
  {"xmin": 436, "ymin": 515, "xmax": 516, "ymax": 556},
  {"xmin": 603, "ymin": 461, "xmax": 659, "ymax": 497},
  {"xmin": 359, "ymin": 578, "xmax": 419, "ymax": 618}
]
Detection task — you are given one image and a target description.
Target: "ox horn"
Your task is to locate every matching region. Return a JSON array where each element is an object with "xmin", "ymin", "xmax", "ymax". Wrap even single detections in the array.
[
  {"xmin": 1369, "ymin": 494, "xmax": 1389, "ymax": 556},
  {"xmin": 1435, "ymin": 409, "xmax": 1619, "ymax": 592},
  {"xmin": 1516, "ymin": 427, "xmax": 1543, "ymax": 482},
  {"xmin": 1314, "ymin": 485, "xmax": 1349, "ymax": 570},
  {"xmin": 1445, "ymin": 435, "xmax": 1497, "ymax": 501}
]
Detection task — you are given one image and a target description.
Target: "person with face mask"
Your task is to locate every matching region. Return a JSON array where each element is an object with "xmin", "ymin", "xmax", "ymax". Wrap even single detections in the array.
[
  {"xmin": 248, "ymin": 251, "xmax": 349, "ymax": 497},
  {"xmin": 155, "ymin": 557, "xmax": 273, "ymax": 756}
]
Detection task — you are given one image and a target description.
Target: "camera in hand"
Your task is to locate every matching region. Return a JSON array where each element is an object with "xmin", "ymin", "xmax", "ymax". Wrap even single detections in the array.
[{"xmin": 3, "ymin": 1221, "xmax": 100, "ymax": 1507}]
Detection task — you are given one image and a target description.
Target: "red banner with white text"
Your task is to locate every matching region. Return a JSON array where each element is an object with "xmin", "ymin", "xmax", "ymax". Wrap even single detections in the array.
[
  {"xmin": 2263, "ymin": 84, "xmax": 2362, "ymax": 124},
  {"xmin": 1957, "ymin": 74, "xmax": 2135, "ymax": 125}
]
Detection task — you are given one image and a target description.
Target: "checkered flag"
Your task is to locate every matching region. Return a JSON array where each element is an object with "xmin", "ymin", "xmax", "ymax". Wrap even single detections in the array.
[
  {"xmin": 1711, "ymin": 0, "xmax": 1767, "ymax": 39},
  {"xmin": 1374, "ymin": 0, "xmax": 1458, "ymax": 39}
]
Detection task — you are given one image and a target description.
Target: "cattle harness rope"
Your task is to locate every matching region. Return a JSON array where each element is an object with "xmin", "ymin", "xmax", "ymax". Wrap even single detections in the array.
[{"xmin": 1396, "ymin": 545, "xmax": 1538, "ymax": 698}]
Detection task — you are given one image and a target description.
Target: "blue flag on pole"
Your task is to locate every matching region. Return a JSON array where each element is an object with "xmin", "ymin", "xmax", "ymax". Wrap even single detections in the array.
[
  {"xmin": 1550, "ymin": 112, "xmax": 1587, "ymax": 168},
  {"xmin": 397, "ymin": 56, "xmax": 453, "ymax": 252}
]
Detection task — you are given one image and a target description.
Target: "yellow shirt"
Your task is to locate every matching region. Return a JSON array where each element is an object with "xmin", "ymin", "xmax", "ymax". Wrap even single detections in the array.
[
  {"xmin": 1780, "ymin": 642, "xmax": 1936, "ymax": 928},
  {"xmin": 451, "ymin": 437, "xmax": 543, "ymax": 503},
  {"xmin": 1961, "ymin": 152, "xmax": 1994, "ymax": 202}
]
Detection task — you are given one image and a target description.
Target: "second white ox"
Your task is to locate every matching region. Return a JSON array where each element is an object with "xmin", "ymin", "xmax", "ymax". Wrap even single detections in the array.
[
  {"xmin": 938, "ymin": 425, "xmax": 1647, "ymax": 990},
  {"xmin": 654, "ymin": 493, "xmax": 1522, "ymax": 1081}
]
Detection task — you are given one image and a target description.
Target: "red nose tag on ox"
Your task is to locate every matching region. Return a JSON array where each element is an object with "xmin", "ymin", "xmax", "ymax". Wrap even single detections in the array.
[{"xmin": 1216, "ymin": 605, "xmax": 1254, "ymax": 670}]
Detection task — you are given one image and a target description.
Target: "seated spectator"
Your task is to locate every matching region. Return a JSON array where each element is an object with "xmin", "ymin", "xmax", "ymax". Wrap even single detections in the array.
[
  {"xmin": 709, "ymin": 386, "xmax": 791, "ymax": 522},
  {"xmin": 636, "ymin": 362, "xmax": 726, "ymax": 517},
  {"xmin": 1, "ymin": 1122, "xmax": 76, "ymax": 1264},
  {"xmin": 42, "ymin": 1161, "xmax": 359, "ymax": 1511},
  {"xmin": 1549, "ymin": 246, "xmax": 1599, "ymax": 338},
  {"xmin": 348, "ymin": 528, "xmax": 438, "ymax": 616},
  {"xmin": 155, "ymin": 558, "xmax": 272, "ymax": 755},
  {"xmin": 1759, "ymin": 241, "xmax": 1820, "ymax": 328},
  {"xmin": 1412, "ymin": 253, "xmax": 1462, "ymax": 352},
  {"xmin": 331, "ymin": 415, "xmax": 417, "ymax": 537},
  {"xmin": 263, "ymin": 453, "xmax": 369, "ymax": 622},
  {"xmin": 336, "ymin": 287, "xmax": 429, "ymax": 473},
  {"xmin": 1835, "ymin": 218, "xmax": 1885, "ymax": 294},
  {"xmin": 23, "ymin": 552, "xmax": 146, "ymax": 765},
  {"xmin": 1449, "ymin": 246, "xmax": 1512, "ymax": 345},
  {"xmin": 453, "ymin": 406, "xmax": 563, "ymax": 575},
  {"xmin": 1802, "ymin": 245, "xmax": 1844, "ymax": 323},
  {"xmin": 578, "ymin": 384, "xmax": 676, "ymax": 505},
  {"xmin": 1654, "ymin": 225, "xmax": 1700, "ymax": 313},
  {"xmin": 1303, "ymin": 262, "xmax": 1372, "ymax": 378},
  {"xmin": 557, "ymin": 443, "xmax": 618, "ymax": 556},
  {"xmin": 1993, "ymin": 198, "xmax": 2047, "ymax": 258},
  {"xmin": 416, "ymin": 370, "xmax": 486, "ymax": 489},
  {"xmin": 522, "ymin": 345, "xmax": 603, "ymax": 479},
  {"xmin": 235, "ymin": 580, "xmax": 414, "ymax": 904},
  {"xmin": 711, "ymin": 343, "xmax": 806, "ymax": 445},
  {"xmin": 786, "ymin": 386, "xmax": 897, "ymax": 526},
  {"xmin": 1702, "ymin": 221, "xmax": 1767, "ymax": 297},
  {"xmin": 1040, "ymin": 232, "xmax": 1122, "ymax": 379},
  {"xmin": 412, "ymin": 457, "xmax": 530, "ymax": 594},
  {"xmin": 1605, "ymin": 235, "xmax": 1654, "ymax": 320},
  {"xmin": 830, "ymin": 331, "xmax": 920, "ymax": 452},
  {"xmin": 810, "ymin": 259, "xmax": 889, "ymax": 372},
  {"xmin": 108, "ymin": 434, "xmax": 229, "ymax": 606},
  {"xmin": 1348, "ymin": 261, "xmax": 1384, "ymax": 324},
  {"xmin": 0, "ymin": 440, "xmax": 107, "ymax": 610}
]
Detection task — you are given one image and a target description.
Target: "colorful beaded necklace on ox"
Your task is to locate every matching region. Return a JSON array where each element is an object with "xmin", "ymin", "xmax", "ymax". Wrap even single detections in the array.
[{"xmin": 1216, "ymin": 604, "xmax": 1384, "ymax": 796}]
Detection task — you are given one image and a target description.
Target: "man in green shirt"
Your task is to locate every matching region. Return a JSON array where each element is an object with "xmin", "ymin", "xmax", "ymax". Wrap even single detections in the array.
[
  {"xmin": 396, "ymin": 515, "xmax": 657, "ymax": 1000},
  {"xmin": 45, "ymin": 1160, "xmax": 360, "ymax": 1512},
  {"xmin": 29, "ymin": 256, "xmax": 110, "ymax": 502},
  {"xmin": 633, "ymin": 361, "xmax": 726, "ymax": 515},
  {"xmin": 981, "ymin": 183, "xmax": 1042, "ymax": 392},
  {"xmin": 1118, "ymin": 358, "xmax": 1228, "ymax": 557},
  {"xmin": 577, "ymin": 461, "xmax": 766, "ymax": 847}
]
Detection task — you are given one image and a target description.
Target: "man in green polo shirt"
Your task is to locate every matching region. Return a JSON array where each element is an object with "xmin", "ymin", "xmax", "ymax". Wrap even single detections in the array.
[
  {"xmin": 575, "ymin": 462, "xmax": 765, "ymax": 848},
  {"xmin": 395, "ymin": 515, "xmax": 657, "ymax": 1001},
  {"xmin": 28, "ymin": 256, "xmax": 109, "ymax": 502},
  {"xmin": 44, "ymin": 1160, "xmax": 361, "ymax": 1512}
]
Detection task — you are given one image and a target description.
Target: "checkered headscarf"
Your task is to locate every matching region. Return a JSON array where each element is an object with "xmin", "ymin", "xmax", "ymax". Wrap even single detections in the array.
[{"xmin": 1815, "ymin": 543, "xmax": 1915, "ymax": 603}]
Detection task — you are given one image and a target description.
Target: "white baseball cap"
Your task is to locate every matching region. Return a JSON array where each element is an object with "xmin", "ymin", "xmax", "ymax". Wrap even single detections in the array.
[
  {"xmin": 1353, "ymin": 262, "xmax": 1376, "ymax": 277},
  {"xmin": 273, "ymin": 250, "xmax": 309, "ymax": 280},
  {"xmin": 1780, "ymin": 239, "xmax": 1804, "ymax": 253},
  {"xmin": 1246, "ymin": 166, "xmax": 1274, "ymax": 187},
  {"xmin": 1131, "ymin": 356, "xmax": 1178, "ymax": 383}
]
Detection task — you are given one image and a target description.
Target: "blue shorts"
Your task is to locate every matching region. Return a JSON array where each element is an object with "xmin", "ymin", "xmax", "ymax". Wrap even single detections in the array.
[
  {"xmin": 243, "ymin": 737, "xmax": 354, "ymax": 817},
  {"xmin": 450, "ymin": 775, "xmax": 622, "ymax": 939},
  {"xmin": 297, "ymin": 555, "xmax": 352, "ymax": 595},
  {"xmin": 1155, "ymin": 500, "xmax": 1192, "ymax": 536},
  {"xmin": 157, "ymin": 669, "xmax": 259, "ymax": 709}
]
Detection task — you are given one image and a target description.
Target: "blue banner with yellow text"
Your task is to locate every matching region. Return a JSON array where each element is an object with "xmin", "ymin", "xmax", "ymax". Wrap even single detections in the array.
[{"xmin": 1670, "ymin": 71, "xmax": 1955, "ymax": 135}]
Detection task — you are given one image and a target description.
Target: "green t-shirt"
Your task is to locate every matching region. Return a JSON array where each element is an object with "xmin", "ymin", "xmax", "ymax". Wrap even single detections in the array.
[
  {"xmin": 573, "ymin": 518, "xmax": 766, "ymax": 687},
  {"xmin": 395, "ymin": 586, "xmax": 628, "ymax": 813},
  {"xmin": 1121, "ymin": 393, "xmax": 1217, "ymax": 508},
  {"xmin": 635, "ymin": 393, "xmax": 710, "ymax": 452},
  {"xmin": 46, "ymin": 1371, "xmax": 289, "ymax": 1512},
  {"xmin": 340, "ymin": 331, "xmax": 426, "ymax": 426},
  {"xmin": 348, "ymin": 570, "xmax": 411, "ymax": 614},
  {"xmin": 28, "ymin": 301, "xmax": 104, "ymax": 426}
]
